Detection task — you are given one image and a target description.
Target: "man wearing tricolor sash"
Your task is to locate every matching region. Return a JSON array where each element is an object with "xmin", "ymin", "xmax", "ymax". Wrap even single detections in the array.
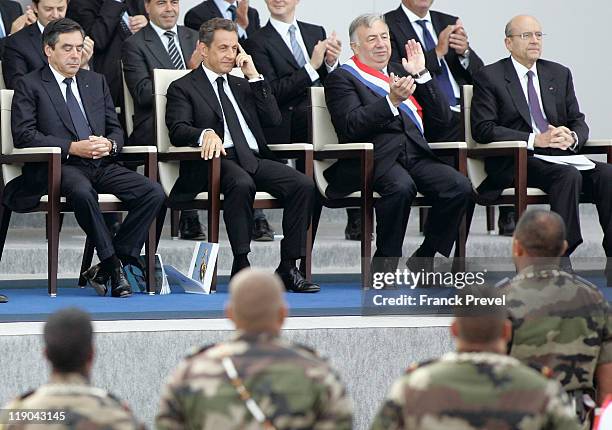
[{"xmin": 324, "ymin": 13, "xmax": 472, "ymax": 269}]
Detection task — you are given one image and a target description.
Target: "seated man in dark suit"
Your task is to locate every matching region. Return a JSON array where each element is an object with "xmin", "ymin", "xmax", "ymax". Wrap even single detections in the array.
[
  {"xmin": 325, "ymin": 13, "xmax": 471, "ymax": 269},
  {"xmin": 122, "ymin": 0, "xmax": 205, "ymax": 241},
  {"xmin": 471, "ymin": 15, "xmax": 612, "ymax": 264},
  {"xmin": 2, "ymin": 0, "xmax": 94, "ymax": 89},
  {"xmin": 184, "ymin": 0, "xmax": 259, "ymax": 40},
  {"xmin": 165, "ymin": 18, "xmax": 319, "ymax": 293},
  {"xmin": 0, "ymin": 0, "xmax": 24, "ymax": 58},
  {"xmin": 6, "ymin": 18, "xmax": 166, "ymax": 297}
]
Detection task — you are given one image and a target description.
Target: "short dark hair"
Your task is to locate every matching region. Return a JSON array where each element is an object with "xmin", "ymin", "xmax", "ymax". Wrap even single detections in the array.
[
  {"xmin": 199, "ymin": 18, "xmax": 237, "ymax": 45},
  {"xmin": 44, "ymin": 308, "xmax": 93, "ymax": 373},
  {"xmin": 42, "ymin": 18, "xmax": 85, "ymax": 49},
  {"xmin": 514, "ymin": 209, "xmax": 566, "ymax": 257},
  {"xmin": 454, "ymin": 287, "xmax": 508, "ymax": 344}
]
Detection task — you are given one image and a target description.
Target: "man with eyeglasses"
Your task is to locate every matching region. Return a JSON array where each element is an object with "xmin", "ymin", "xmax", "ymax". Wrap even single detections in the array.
[{"xmin": 471, "ymin": 15, "xmax": 612, "ymax": 278}]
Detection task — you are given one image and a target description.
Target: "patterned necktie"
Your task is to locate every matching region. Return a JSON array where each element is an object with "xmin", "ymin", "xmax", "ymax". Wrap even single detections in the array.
[
  {"xmin": 526, "ymin": 71, "xmax": 549, "ymax": 133},
  {"xmin": 227, "ymin": 4, "xmax": 237, "ymax": 21},
  {"xmin": 63, "ymin": 78, "xmax": 92, "ymax": 141},
  {"xmin": 216, "ymin": 77, "xmax": 258, "ymax": 174},
  {"xmin": 414, "ymin": 20, "xmax": 457, "ymax": 106},
  {"xmin": 288, "ymin": 25, "xmax": 307, "ymax": 67},
  {"xmin": 164, "ymin": 31, "xmax": 185, "ymax": 70}
]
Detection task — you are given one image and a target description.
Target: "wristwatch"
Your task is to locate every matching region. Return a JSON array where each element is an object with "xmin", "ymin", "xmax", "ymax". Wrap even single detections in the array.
[
  {"xmin": 462, "ymin": 49, "xmax": 471, "ymax": 58},
  {"xmin": 109, "ymin": 139, "xmax": 118, "ymax": 156},
  {"xmin": 412, "ymin": 68, "xmax": 429, "ymax": 79}
]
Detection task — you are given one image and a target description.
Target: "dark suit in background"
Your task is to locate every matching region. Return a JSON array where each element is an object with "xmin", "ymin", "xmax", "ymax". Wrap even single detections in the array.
[
  {"xmin": 184, "ymin": 0, "xmax": 259, "ymax": 39},
  {"xmin": 5, "ymin": 66, "xmax": 165, "ymax": 260},
  {"xmin": 165, "ymin": 66, "xmax": 314, "ymax": 261},
  {"xmin": 324, "ymin": 64, "xmax": 471, "ymax": 257},
  {"xmin": 248, "ymin": 20, "xmax": 330, "ymax": 144},
  {"xmin": 67, "ymin": 0, "xmax": 146, "ymax": 106},
  {"xmin": 385, "ymin": 6, "xmax": 484, "ymax": 142},
  {"xmin": 471, "ymin": 57, "xmax": 612, "ymax": 255},
  {"xmin": 0, "ymin": 0, "xmax": 23, "ymax": 58},
  {"xmin": 2, "ymin": 23, "xmax": 45, "ymax": 89},
  {"xmin": 122, "ymin": 23, "xmax": 197, "ymax": 145}
]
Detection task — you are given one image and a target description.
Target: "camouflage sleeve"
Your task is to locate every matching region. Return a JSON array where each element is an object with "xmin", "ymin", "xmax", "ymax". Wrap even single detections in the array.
[
  {"xmin": 155, "ymin": 359, "xmax": 191, "ymax": 430},
  {"xmin": 544, "ymin": 381, "xmax": 582, "ymax": 430},
  {"xmin": 313, "ymin": 368, "xmax": 353, "ymax": 430},
  {"xmin": 598, "ymin": 301, "xmax": 612, "ymax": 364},
  {"xmin": 368, "ymin": 379, "xmax": 405, "ymax": 430}
]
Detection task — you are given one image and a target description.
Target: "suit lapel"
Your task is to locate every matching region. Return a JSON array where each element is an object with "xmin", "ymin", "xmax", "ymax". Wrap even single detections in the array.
[
  {"xmin": 264, "ymin": 22, "xmax": 299, "ymax": 69},
  {"xmin": 503, "ymin": 58, "xmax": 532, "ymax": 128},
  {"xmin": 178, "ymin": 26, "xmax": 196, "ymax": 65},
  {"xmin": 143, "ymin": 25, "xmax": 174, "ymax": 69},
  {"xmin": 392, "ymin": 7, "xmax": 418, "ymax": 46},
  {"xmin": 40, "ymin": 67, "xmax": 77, "ymax": 137},
  {"xmin": 27, "ymin": 24, "xmax": 46, "ymax": 63},
  {"xmin": 191, "ymin": 67, "xmax": 222, "ymax": 118},
  {"xmin": 227, "ymin": 75, "xmax": 253, "ymax": 124},
  {"xmin": 75, "ymin": 72, "xmax": 100, "ymax": 135},
  {"xmin": 298, "ymin": 21, "xmax": 316, "ymax": 57},
  {"xmin": 207, "ymin": 0, "xmax": 224, "ymax": 18},
  {"xmin": 536, "ymin": 62, "xmax": 558, "ymax": 124},
  {"xmin": 0, "ymin": 4, "xmax": 11, "ymax": 32}
]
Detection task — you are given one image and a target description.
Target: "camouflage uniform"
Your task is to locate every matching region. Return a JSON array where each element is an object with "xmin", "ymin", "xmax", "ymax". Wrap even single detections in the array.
[
  {"xmin": 370, "ymin": 352, "xmax": 580, "ymax": 430},
  {"xmin": 0, "ymin": 373, "xmax": 142, "ymax": 430},
  {"xmin": 156, "ymin": 332, "xmax": 352, "ymax": 430},
  {"xmin": 501, "ymin": 265, "xmax": 612, "ymax": 426}
]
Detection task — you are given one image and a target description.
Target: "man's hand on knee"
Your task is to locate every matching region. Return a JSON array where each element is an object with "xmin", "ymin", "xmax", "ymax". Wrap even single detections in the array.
[{"xmin": 201, "ymin": 130, "xmax": 226, "ymax": 160}]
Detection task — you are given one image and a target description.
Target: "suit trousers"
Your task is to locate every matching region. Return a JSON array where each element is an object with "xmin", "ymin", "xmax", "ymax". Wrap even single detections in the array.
[
  {"xmin": 61, "ymin": 161, "xmax": 166, "ymax": 260},
  {"xmin": 218, "ymin": 153, "xmax": 314, "ymax": 260},
  {"xmin": 373, "ymin": 153, "xmax": 472, "ymax": 258},
  {"xmin": 526, "ymin": 158, "xmax": 612, "ymax": 255}
]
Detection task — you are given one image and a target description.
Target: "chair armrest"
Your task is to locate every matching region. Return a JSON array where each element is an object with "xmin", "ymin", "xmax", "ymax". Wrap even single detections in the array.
[
  {"xmin": 268, "ymin": 143, "xmax": 313, "ymax": 151},
  {"xmin": 121, "ymin": 146, "xmax": 157, "ymax": 153},
  {"xmin": 468, "ymin": 141, "xmax": 527, "ymax": 158},
  {"xmin": 9, "ymin": 147, "xmax": 61, "ymax": 155},
  {"xmin": 471, "ymin": 141, "xmax": 527, "ymax": 149},
  {"xmin": 0, "ymin": 147, "xmax": 62, "ymax": 164},
  {"xmin": 318, "ymin": 143, "xmax": 374, "ymax": 151},
  {"xmin": 584, "ymin": 139, "xmax": 612, "ymax": 147},
  {"xmin": 429, "ymin": 142, "xmax": 467, "ymax": 150}
]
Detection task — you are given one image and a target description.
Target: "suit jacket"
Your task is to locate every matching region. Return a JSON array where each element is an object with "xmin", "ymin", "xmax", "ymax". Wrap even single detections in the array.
[
  {"xmin": 2, "ymin": 23, "xmax": 45, "ymax": 89},
  {"xmin": 165, "ymin": 66, "xmax": 282, "ymax": 202},
  {"xmin": 3, "ymin": 66, "xmax": 124, "ymax": 212},
  {"xmin": 67, "ymin": 0, "xmax": 146, "ymax": 105},
  {"xmin": 323, "ymin": 62, "xmax": 452, "ymax": 198},
  {"xmin": 122, "ymin": 23, "xmax": 198, "ymax": 145},
  {"xmin": 184, "ymin": 0, "xmax": 259, "ymax": 38},
  {"xmin": 385, "ymin": 7, "xmax": 484, "ymax": 88},
  {"xmin": 471, "ymin": 57, "xmax": 589, "ymax": 195},
  {"xmin": 247, "ymin": 20, "xmax": 329, "ymax": 143},
  {"xmin": 0, "ymin": 0, "xmax": 22, "ymax": 58}
]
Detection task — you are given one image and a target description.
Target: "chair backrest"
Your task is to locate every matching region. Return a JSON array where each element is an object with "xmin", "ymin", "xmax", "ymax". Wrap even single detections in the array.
[
  {"xmin": 461, "ymin": 84, "xmax": 487, "ymax": 189},
  {"xmin": 0, "ymin": 61, "xmax": 5, "ymax": 90},
  {"xmin": 153, "ymin": 68, "xmax": 191, "ymax": 195},
  {"xmin": 121, "ymin": 62, "xmax": 134, "ymax": 136},
  {"xmin": 1, "ymin": 89, "xmax": 22, "ymax": 185},
  {"xmin": 309, "ymin": 86, "xmax": 339, "ymax": 196}
]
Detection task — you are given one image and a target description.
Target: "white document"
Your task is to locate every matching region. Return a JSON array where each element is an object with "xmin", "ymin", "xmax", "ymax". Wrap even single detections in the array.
[{"xmin": 534, "ymin": 154, "xmax": 596, "ymax": 171}]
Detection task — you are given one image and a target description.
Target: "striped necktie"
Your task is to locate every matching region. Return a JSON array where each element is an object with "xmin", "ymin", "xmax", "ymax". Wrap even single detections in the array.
[
  {"xmin": 288, "ymin": 25, "xmax": 307, "ymax": 67},
  {"xmin": 164, "ymin": 30, "xmax": 185, "ymax": 70}
]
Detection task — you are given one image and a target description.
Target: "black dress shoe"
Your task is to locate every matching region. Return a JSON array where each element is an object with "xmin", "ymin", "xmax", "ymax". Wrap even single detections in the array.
[
  {"xmin": 275, "ymin": 267, "xmax": 320, "ymax": 293},
  {"xmin": 110, "ymin": 266, "xmax": 132, "ymax": 298},
  {"xmin": 81, "ymin": 264, "xmax": 109, "ymax": 296},
  {"xmin": 345, "ymin": 210, "xmax": 373, "ymax": 241},
  {"xmin": 0, "ymin": 294, "xmax": 7, "ymax": 303},
  {"xmin": 179, "ymin": 211, "xmax": 206, "ymax": 240},
  {"xmin": 253, "ymin": 218, "xmax": 274, "ymax": 242},
  {"xmin": 498, "ymin": 208, "xmax": 515, "ymax": 237}
]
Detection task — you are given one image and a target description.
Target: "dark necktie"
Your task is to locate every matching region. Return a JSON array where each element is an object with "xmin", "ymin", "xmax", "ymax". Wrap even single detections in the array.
[
  {"xmin": 414, "ymin": 20, "xmax": 457, "ymax": 106},
  {"xmin": 63, "ymin": 77, "xmax": 92, "ymax": 141},
  {"xmin": 227, "ymin": 4, "xmax": 237, "ymax": 21},
  {"xmin": 216, "ymin": 76, "xmax": 258, "ymax": 174},
  {"xmin": 164, "ymin": 30, "xmax": 185, "ymax": 70},
  {"xmin": 526, "ymin": 70, "xmax": 549, "ymax": 133}
]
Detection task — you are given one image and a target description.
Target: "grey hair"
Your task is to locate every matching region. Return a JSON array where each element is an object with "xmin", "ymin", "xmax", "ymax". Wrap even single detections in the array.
[
  {"xmin": 504, "ymin": 20, "xmax": 513, "ymax": 37},
  {"xmin": 349, "ymin": 13, "xmax": 386, "ymax": 44}
]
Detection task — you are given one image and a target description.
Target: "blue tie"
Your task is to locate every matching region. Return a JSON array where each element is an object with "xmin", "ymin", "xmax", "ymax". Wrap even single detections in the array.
[
  {"xmin": 63, "ymin": 78, "xmax": 92, "ymax": 141},
  {"xmin": 288, "ymin": 25, "xmax": 307, "ymax": 67},
  {"xmin": 227, "ymin": 4, "xmax": 237, "ymax": 21},
  {"xmin": 414, "ymin": 20, "xmax": 457, "ymax": 106}
]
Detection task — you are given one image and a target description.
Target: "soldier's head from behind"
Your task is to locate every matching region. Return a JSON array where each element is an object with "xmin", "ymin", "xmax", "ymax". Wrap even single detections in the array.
[
  {"xmin": 145, "ymin": 0, "xmax": 180, "ymax": 31},
  {"xmin": 349, "ymin": 14, "xmax": 391, "ymax": 71},
  {"xmin": 512, "ymin": 209, "xmax": 567, "ymax": 271},
  {"xmin": 198, "ymin": 18, "xmax": 239, "ymax": 75},
  {"xmin": 452, "ymin": 287, "xmax": 511, "ymax": 355},
  {"xmin": 44, "ymin": 308, "xmax": 94, "ymax": 377},
  {"xmin": 226, "ymin": 270, "xmax": 288, "ymax": 335},
  {"xmin": 32, "ymin": 0, "xmax": 68, "ymax": 27},
  {"xmin": 43, "ymin": 18, "xmax": 85, "ymax": 79}
]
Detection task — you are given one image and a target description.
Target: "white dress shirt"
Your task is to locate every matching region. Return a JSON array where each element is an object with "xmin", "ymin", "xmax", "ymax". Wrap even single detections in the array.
[
  {"xmin": 268, "ymin": 17, "xmax": 337, "ymax": 83},
  {"xmin": 0, "ymin": 12, "xmax": 7, "ymax": 38},
  {"xmin": 213, "ymin": 0, "xmax": 247, "ymax": 39},
  {"xmin": 401, "ymin": 5, "xmax": 468, "ymax": 107},
  {"xmin": 198, "ymin": 64, "xmax": 259, "ymax": 152},
  {"xmin": 149, "ymin": 21, "xmax": 186, "ymax": 66},
  {"xmin": 49, "ymin": 65, "xmax": 88, "ymax": 121},
  {"xmin": 37, "ymin": 20, "xmax": 45, "ymax": 34}
]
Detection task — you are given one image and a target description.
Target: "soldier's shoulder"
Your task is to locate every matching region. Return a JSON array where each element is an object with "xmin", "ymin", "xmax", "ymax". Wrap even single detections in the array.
[
  {"xmin": 185, "ymin": 342, "xmax": 217, "ymax": 359},
  {"xmin": 404, "ymin": 358, "xmax": 438, "ymax": 374}
]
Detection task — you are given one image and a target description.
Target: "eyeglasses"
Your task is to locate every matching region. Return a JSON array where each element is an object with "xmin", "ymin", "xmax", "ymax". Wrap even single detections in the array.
[{"xmin": 507, "ymin": 31, "xmax": 545, "ymax": 40}]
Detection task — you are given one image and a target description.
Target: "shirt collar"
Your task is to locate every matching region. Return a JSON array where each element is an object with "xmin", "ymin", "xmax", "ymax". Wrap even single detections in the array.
[
  {"xmin": 269, "ymin": 16, "xmax": 299, "ymax": 37},
  {"xmin": 201, "ymin": 62, "xmax": 227, "ymax": 86},
  {"xmin": 48, "ymin": 64, "xmax": 76, "ymax": 89},
  {"xmin": 37, "ymin": 20, "xmax": 45, "ymax": 34},
  {"xmin": 401, "ymin": 4, "xmax": 432, "ymax": 24},
  {"xmin": 149, "ymin": 21, "xmax": 179, "ymax": 40},
  {"xmin": 214, "ymin": 0, "xmax": 237, "ymax": 14},
  {"xmin": 511, "ymin": 55, "xmax": 538, "ymax": 80}
]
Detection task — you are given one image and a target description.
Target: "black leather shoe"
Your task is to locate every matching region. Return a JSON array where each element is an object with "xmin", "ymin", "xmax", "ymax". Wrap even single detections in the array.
[
  {"xmin": 345, "ymin": 212, "xmax": 373, "ymax": 241},
  {"xmin": 110, "ymin": 266, "xmax": 132, "ymax": 298},
  {"xmin": 0, "ymin": 294, "xmax": 7, "ymax": 303},
  {"xmin": 253, "ymin": 218, "xmax": 274, "ymax": 242},
  {"xmin": 275, "ymin": 267, "xmax": 320, "ymax": 293},
  {"xmin": 81, "ymin": 264, "xmax": 109, "ymax": 296},
  {"xmin": 498, "ymin": 208, "xmax": 515, "ymax": 237},
  {"xmin": 179, "ymin": 212, "xmax": 206, "ymax": 240}
]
